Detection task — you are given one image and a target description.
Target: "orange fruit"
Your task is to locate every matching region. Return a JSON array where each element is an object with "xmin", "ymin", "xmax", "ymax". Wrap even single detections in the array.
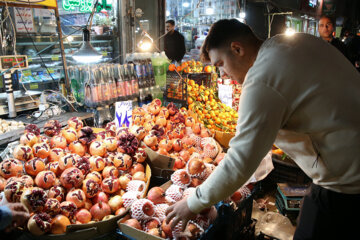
[
  {"xmin": 204, "ymin": 66, "xmax": 212, "ymax": 73},
  {"xmin": 176, "ymin": 66, "xmax": 182, "ymax": 72},
  {"xmin": 169, "ymin": 64, "xmax": 176, "ymax": 71}
]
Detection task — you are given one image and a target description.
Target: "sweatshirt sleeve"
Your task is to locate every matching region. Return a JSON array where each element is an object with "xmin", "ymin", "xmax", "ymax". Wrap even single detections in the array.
[
  {"xmin": 0, "ymin": 205, "xmax": 13, "ymax": 230},
  {"xmin": 187, "ymin": 80, "xmax": 288, "ymax": 213}
]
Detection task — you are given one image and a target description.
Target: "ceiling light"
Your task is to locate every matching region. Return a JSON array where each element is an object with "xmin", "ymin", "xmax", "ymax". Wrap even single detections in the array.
[{"xmin": 72, "ymin": 28, "xmax": 102, "ymax": 63}]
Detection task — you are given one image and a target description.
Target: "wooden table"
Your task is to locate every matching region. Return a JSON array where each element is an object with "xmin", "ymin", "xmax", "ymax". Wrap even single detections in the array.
[{"xmin": 0, "ymin": 112, "xmax": 93, "ymax": 146}]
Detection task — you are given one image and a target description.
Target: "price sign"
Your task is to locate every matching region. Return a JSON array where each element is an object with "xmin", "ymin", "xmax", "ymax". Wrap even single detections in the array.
[
  {"xmin": 115, "ymin": 101, "xmax": 133, "ymax": 128},
  {"xmin": 218, "ymin": 84, "xmax": 233, "ymax": 108},
  {"xmin": 51, "ymin": 55, "xmax": 59, "ymax": 61}
]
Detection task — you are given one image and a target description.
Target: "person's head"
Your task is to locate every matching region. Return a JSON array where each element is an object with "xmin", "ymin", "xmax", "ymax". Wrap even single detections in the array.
[
  {"xmin": 201, "ymin": 19, "xmax": 262, "ymax": 83},
  {"xmin": 166, "ymin": 20, "xmax": 175, "ymax": 33},
  {"xmin": 318, "ymin": 16, "xmax": 335, "ymax": 41}
]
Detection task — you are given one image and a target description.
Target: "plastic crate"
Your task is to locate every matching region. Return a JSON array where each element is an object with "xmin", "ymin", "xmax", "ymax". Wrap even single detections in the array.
[
  {"xmin": 164, "ymin": 71, "xmax": 187, "ymax": 107},
  {"xmin": 268, "ymin": 158, "xmax": 311, "ymax": 184}
]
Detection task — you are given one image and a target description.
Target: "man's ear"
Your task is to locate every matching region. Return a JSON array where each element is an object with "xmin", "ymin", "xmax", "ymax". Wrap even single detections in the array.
[{"xmin": 230, "ymin": 42, "xmax": 245, "ymax": 57}]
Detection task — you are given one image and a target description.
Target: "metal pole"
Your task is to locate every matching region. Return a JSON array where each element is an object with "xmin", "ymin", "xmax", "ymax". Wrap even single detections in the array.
[
  {"xmin": 4, "ymin": 72, "xmax": 16, "ymax": 118},
  {"xmin": 54, "ymin": 7, "xmax": 70, "ymax": 91}
]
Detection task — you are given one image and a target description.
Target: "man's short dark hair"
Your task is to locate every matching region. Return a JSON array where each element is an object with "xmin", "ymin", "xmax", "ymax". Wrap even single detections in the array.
[
  {"xmin": 319, "ymin": 15, "xmax": 335, "ymax": 25},
  {"xmin": 166, "ymin": 20, "xmax": 175, "ymax": 26},
  {"xmin": 200, "ymin": 19, "xmax": 258, "ymax": 62}
]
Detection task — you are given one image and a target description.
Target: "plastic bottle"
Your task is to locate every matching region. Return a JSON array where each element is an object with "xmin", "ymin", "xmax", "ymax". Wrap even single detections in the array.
[
  {"xmin": 107, "ymin": 65, "xmax": 117, "ymax": 103},
  {"xmin": 99, "ymin": 67, "xmax": 111, "ymax": 105},
  {"xmin": 129, "ymin": 63, "xmax": 139, "ymax": 98},
  {"xmin": 133, "ymin": 53, "xmax": 144, "ymax": 89},
  {"xmin": 115, "ymin": 64, "xmax": 125, "ymax": 101},
  {"xmin": 146, "ymin": 53, "xmax": 155, "ymax": 86},
  {"xmin": 151, "ymin": 52, "xmax": 167, "ymax": 88},
  {"xmin": 122, "ymin": 64, "xmax": 133, "ymax": 99}
]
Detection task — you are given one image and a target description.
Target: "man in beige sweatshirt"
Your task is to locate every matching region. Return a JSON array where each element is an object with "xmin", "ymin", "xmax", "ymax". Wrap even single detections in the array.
[{"xmin": 166, "ymin": 19, "xmax": 360, "ymax": 239}]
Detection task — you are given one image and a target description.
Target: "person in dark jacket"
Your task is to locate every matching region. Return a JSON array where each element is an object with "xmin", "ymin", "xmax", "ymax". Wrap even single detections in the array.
[
  {"xmin": 318, "ymin": 15, "xmax": 349, "ymax": 60},
  {"xmin": 164, "ymin": 20, "xmax": 186, "ymax": 63}
]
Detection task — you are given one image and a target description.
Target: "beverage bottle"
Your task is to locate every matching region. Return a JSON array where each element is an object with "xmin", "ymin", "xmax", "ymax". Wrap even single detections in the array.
[
  {"xmin": 99, "ymin": 67, "xmax": 111, "ymax": 105},
  {"xmin": 140, "ymin": 53, "xmax": 150, "ymax": 88},
  {"xmin": 134, "ymin": 53, "xmax": 145, "ymax": 89},
  {"xmin": 129, "ymin": 63, "xmax": 140, "ymax": 98},
  {"xmin": 84, "ymin": 68, "xmax": 96, "ymax": 108},
  {"xmin": 122, "ymin": 64, "xmax": 133, "ymax": 99},
  {"xmin": 93, "ymin": 67, "xmax": 104, "ymax": 106},
  {"xmin": 115, "ymin": 64, "xmax": 125, "ymax": 101},
  {"xmin": 106, "ymin": 65, "xmax": 117, "ymax": 104},
  {"xmin": 146, "ymin": 53, "xmax": 155, "ymax": 86},
  {"xmin": 144, "ymin": 87, "xmax": 153, "ymax": 104}
]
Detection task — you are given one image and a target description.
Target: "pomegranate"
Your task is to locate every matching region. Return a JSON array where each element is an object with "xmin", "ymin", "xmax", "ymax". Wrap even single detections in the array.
[
  {"xmin": 113, "ymin": 153, "xmax": 132, "ymax": 170},
  {"xmin": 116, "ymin": 127, "xmax": 129, "ymax": 139},
  {"xmin": 89, "ymin": 156, "xmax": 105, "ymax": 172},
  {"xmin": 171, "ymin": 169, "xmax": 191, "ymax": 188},
  {"xmin": 59, "ymin": 153, "xmax": 78, "ymax": 170},
  {"xmin": 152, "ymin": 98, "xmax": 162, "ymax": 107},
  {"xmin": 124, "ymin": 218, "xmax": 141, "ymax": 230},
  {"xmin": 185, "ymin": 117, "xmax": 195, "ymax": 127},
  {"xmin": 133, "ymin": 149, "xmax": 146, "ymax": 163},
  {"xmin": 159, "ymin": 107, "xmax": 169, "ymax": 119},
  {"xmin": 161, "ymin": 219, "xmax": 173, "ymax": 239},
  {"xmin": 92, "ymin": 191, "xmax": 109, "ymax": 204},
  {"xmin": 19, "ymin": 175, "xmax": 34, "ymax": 187},
  {"xmin": 51, "ymin": 214, "xmax": 71, "ymax": 234},
  {"xmin": 155, "ymin": 115, "xmax": 167, "ymax": 127},
  {"xmin": 21, "ymin": 187, "xmax": 48, "ymax": 212},
  {"xmin": 75, "ymin": 156, "xmax": 91, "ymax": 175},
  {"xmin": 115, "ymin": 207, "xmax": 127, "ymax": 216},
  {"xmin": 192, "ymin": 123, "xmax": 202, "ymax": 135},
  {"xmin": 132, "ymin": 171, "xmax": 146, "ymax": 182},
  {"xmin": 32, "ymin": 142, "xmax": 50, "ymax": 159},
  {"xmin": 67, "ymin": 117, "xmax": 83, "ymax": 131},
  {"xmin": 35, "ymin": 171, "xmax": 56, "ymax": 189},
  {"xmin": 13, "ymin": 144, "xmax": 33, "ymax": 161},
  {"xmin": 103, "ymin": 137, "xmax": 117, "ymax": 152},
  {"xmin": 147, "ymin": 187, "xmax": 166, "ymax": 204},
  {"xmin": 143, "ymin": 134, "xmax": 158, "ymax": 148},
  {"xmin": 44, "ymin": 119, "xmax": 61, "ymax": 137},
  {"xmin": 20, "ymin": 132, "xmax": 38, "ymax": 146},
  {"xmin": 66, "ymin": 189, "xmax": 86, "ymax": 208},
  {"xmin": 46, "ymin": 162, "xmax": 62, "ymax": 177},
  {"xmin": 108, "ymin": 195, "xmax": 123, "ymax": 212},
  {"xmin": 119, "ymin": 175, "xmax": 132, "ymax": 189},
  {"xmin": 82, "ymin": 178, "xmax": 100, "ymax": 198},
  {"xmin": 89, "ymin": 141, "xmax": 106, "ymax": 157},
  {"xmin": 130, "ymin": 199, "xmax": 155, "ymax": 220},
  {"xmin": 44, "ymin": 198, "xmax": 61, "ymax": 216},
  {"xmin": 27, "ymin": 213, "xmax": 52, "ymax": 236},
  {"xmin": 50, "ymin": 135, "xmax": 67, "ymax": 149},
  {"xmin": 105, "ymin": 122, "xmax": 117, "ymax": 136},
  {"xmin": 129, "ymin": 125, "xmax": 146, "ymax": 140},
  {"xmin": 165, "ymin": 185, "xmax": 183, "ymax": 203},
  {"xmin": 78, "ymin": 126, "xmax": 97, "ymax": 145},
  {"xmin": 48, "ymin": 185, "xmax": 66, "ymax": 202},
  {"xmin": 190, "ymin": 177, "xmax": 204, "ymax": 187},
  {"xmin": 157, "ymin": 148, "xmax": 169, "ymax": 156},
  {"xmin": 25, "ymin": 158, "xmax": 45, "ymax": 176},
  {"xmin": 25, "ymin": 124, "xmax": 40, "ymax": 136},
  {"xmin": 187, "ymin": 158, "xmax": 206, "ymax": 177},
  {"xmin": 75, "ymin": 208, "xmax": 92, "ymax": 224},
  {"xmin": 174, "ymin": 157, "xmax": 186, "ymax": 169},
  {"xmin": 4, "ymin": 181, "xmax": 25, "ymax": 202},
  {"xmin": 69, "ymin": 141, "xmax": 87, "ymax": 156},
  {"xmin": 130, "ymin": 163, "xmax": 145, "ymax": 175},
  {"xmin": 59, "ymin": 167, "xmax": 84, "ymax": 189},
  {"xmin": 186, "ymin": 222, "xmax": 204, "ymax": 239},
  {"xmin": 62, "ymin": 128, "xmax": 77, "ymax": 143},
  {"xmin": 48, "ymin": 148, "xmax": 65, "ymax": 162},
  {"xmin": 86, "ymin": 171, "xmax": 102, "ymax": 184},
  {"xmin": 84, "ymin": 198, "xmax": 93, "ymax": 210},
  {"xmin": 154, "ymin": 204, "xmax": 169, "ymax": 221},
  {"xmin": 132, "ymin": 114, "xmax": 144, "ymax": 126},
  {"xmin": 147, "ymin": 228, "xmax": 161, "ymax": 236},
  {"xmin": 179, "ymin": 150, "xmax": 190, "ymax": 162},
  {"xmin": 0, "ymin": 176, "xmax": 6, "ymax": 191},
  {"xmin": 102, "ymin": 177, "xmax": 120, "ymax": 194},
  {"xmin": 60, "ymin": 201, "xmax": 77, "ymax": 218},
  {"xmin": 215, "ymin": 152, "xmax": 226, "ymax": 165},
  {"xmin": 172, "ymin": 138, "xmax": 183, "ymax": 152},
  {"xmin": 159, "ymin": 139, "xmax": 172, "ymax": 152},
  {"xmin": 102, "ymin": 166, "xmax": 119, "ymax": 179},
  {"xmin": 0, "ymin": 158, "xmax": 23, "ymax": 179},
  {"xmin": 144, "ymin": 121, "xmax": 156, "ymax": 132},
  {"xmin": 90, "ymin": 201, "xmax": 111, "ymax": 221}
]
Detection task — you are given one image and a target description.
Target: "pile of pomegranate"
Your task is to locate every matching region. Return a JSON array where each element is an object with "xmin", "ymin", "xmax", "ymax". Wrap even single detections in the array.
[
  {"xmin": 132, "ymin": 99, "xmax": 223, "ymax": 171},
  {"xmin": 0, "ymin": 117, "xmax": 149, "ymax": 236},
  {"xmin": 122, "ymin": 158, "xmax": 254, "ymax": 239}
]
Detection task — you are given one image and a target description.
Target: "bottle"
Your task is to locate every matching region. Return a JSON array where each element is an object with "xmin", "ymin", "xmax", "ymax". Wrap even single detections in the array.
[
  {"xmin": 151, "ymin": 52, "xmax": 167, "ymax": 88},
  {"xmin": 107, "ymin": 65, "xmax": 117, "ymax": 103},
  {"xmin": 129, "ymin": 63, "xmax": 139, "ymax": 98},
  {"xmin": 133, "ymin": 53, "xmax": 145, "ymax": 89},
  {"xmin": 144, "ymin": 87, "xmax": 153, "ymax": 104},
  {"xmin": 122, "ymin": 64, "xmax": 133, "ymax": 99},
  {"xmin": 140, "ymin": 53, "xmax": 150, "ymax": 88},
  {"xmin": 138, "ymin": 88, "xmax": 145, "ymax": 106},
  {"xmin": 146, "ymin": 53, "xmax": 155, "ymax": 86},
  {"xmin": 115, "ymin": 64, "xmax": 125, "ymax": 101},
  {"xmin": 99, "ymin": 67, "xmax": 111, "ymax": 105},
  {"xmin": 91, "ymin": 67, "xmax": 103, "ymax": 107}
]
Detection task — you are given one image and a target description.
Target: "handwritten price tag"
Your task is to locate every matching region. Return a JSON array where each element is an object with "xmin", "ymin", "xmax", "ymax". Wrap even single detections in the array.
[{"xmin": 115, "ymin": 101, "xmax": 132, "ymax": 128}]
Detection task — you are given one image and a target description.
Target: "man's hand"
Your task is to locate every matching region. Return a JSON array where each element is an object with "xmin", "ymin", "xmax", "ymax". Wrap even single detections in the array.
[
  {"xmin": 4, "ymin": 203, "xmax": 30, "ymax": 232},
  {"xmin": 165, "ymin": 198, "xmax": 196, "ymax": 231}
]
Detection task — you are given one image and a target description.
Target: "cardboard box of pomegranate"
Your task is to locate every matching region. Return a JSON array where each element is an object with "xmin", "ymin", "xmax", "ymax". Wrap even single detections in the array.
[
  {"xmin": 117, "ymin": 180, "xmax": 256, "ymax": 240},
  {"xmin": 20, "ymin": 164, "xmax": 152, "ymax": 240}
]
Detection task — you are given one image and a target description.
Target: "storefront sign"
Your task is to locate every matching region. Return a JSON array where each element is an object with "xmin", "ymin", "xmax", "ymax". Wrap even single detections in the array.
[
  {"xmin": 62, "ymin": 0, "xmax": 112, "ymax": 13},
  {"xmin": 115, "ymin": 101, "xmax": 132, "ymax": 128},
  {"xmin": 14, "ymin": 7, "xmax": 35, "ymax": 33},
  {"xmin": 0, "ymin": 0, "xmax": 57, "ymax": 8}
]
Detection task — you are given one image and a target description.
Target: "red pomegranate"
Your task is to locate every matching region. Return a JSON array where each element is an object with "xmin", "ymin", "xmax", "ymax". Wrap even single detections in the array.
[
  {"xmin": 115, "ymin": 207, "xmax": 127, "ymax": 216},
  {"xmin": 192, "ymin": 123, "xmax": 202, "ymax": 135},
  {"xmin": 20, "ymin": 132, "xmax": 38, "ymax": 146},
  {"xmin": 48, "ymin": 148, "xmax": 65, "ymax": 162},
  {"xmin": 13, "ymin": 144, "xmax": 33, "ymax": 161},
  {"xmin": 102, "ymin": 166, "xmax": 119, "ymax": 179},
  {"xmin": 50, "ymin": 135, "xmax": 67, "ymax": 149},
  {"xmin": 59, "ymin": 167, "xmax": 84, "ymax": 189},
  {"xmin": 48, "ymin": 185, "xmax": 66, "ymax": 202},
  {"xmin": 89, "ymin": 156, "xmax": 105, "ymax": 172},
  {"xmin": 68, "ymin": 117, "xmax": 83, "ymax": 130},
  {"xmin": 21, "ymin": 187, "xmax": 48, "ymax": 212},
  {"xmin": 130, "ymin": 163, "xmax": 145, "ymax": 175},
  {"xmin": 89, "ymin": 141, "xmax": 106, "ymax": 157},
  {"xmin": 25, "ymin": 158, "xmax": 45, "ymax": 176},
  {"xmin": 157, "ymin": 148, "xmax": 169, "ymax": 156},
  {"xmin": 143, "ymin": 218, "xmax": 161, "ymax": 231},
  {"xmin": 35, "ymin": 171, "xmax": 56, "ymax": 189},
  {"xmin": 179, "ymin": 150, "xmax": 190, "ymax": 162},
  {"xmin": 27, "ymin": 213, "xmax": 52, "ymax": 236},
  {"xmin": 0, "ymin": 158, "xmax": 23, "ymax": 179},
  {"xmin": 62, "ymin": 128, "xmax": 77, "ymax": 143},
  {"xmin": 144, "ymin": 121, "xmax": 156, "ymax": 132},
  {"xmin": 90, "ymin": 201, "xmax": 111, "ymax": 221},
  {"xmin": 19, "ymin": 175, "xmax": 34, "ymax": 187},
  {"xmin": 159, "ymin": 139, "xmax": 172, "ymax": 152},
  {"xmin": 171, "ymin": 169, "xmax": 191, "ymax": 188},
  {"xmin": 161, "ymin": 219, "xmax": 173, "ymax": 238},
  {"xmin": 190, "ymin": 177, "xmax": 204, "ymax": 187},
  {"xmin": 0, "ymin": 176, "xmax": 6, "ymax": 191},
  {"xmin": 124, "ymin": 218, "xmax": 141, "ymax": 230},
  {"xmin": 130, "ymin": 199, "xmax": 155, "ymax": 220},
  {"xmin": 132, "ymin": 172, "xmax": 146, "ymax": 182},
  {"xmin": 147, "ymin": 187, "xmax": 166, "ymax": 204},
  {"xmin": 185, "ymin": 117, "xmax": 195, "ymax": 127},
  {"xmin": 66, "ymin": 189, "xmax": 86, "ymax": 208},
  {"xmin": 114, "ymin": 153, "xmax": 132, "ymax": 170},
  {"xmin": 50, "ymin": 214, "xmax": 70, "ymax": 234},
  {"xmin": 103, "ymin": 137, "xmax": 117, "ymax": 152},
  {"xmin": 101, "ymin": 177, "xmax": 120, "ymax": 194},
  {"xmin": 69, "ymin": 141, "xmax": 87, "ymax": 156},
  {"xmin": 129, "ymin": 125, "xmax": 146, "ymax": 140},
  {"xmin": 60, "ymin": 201, "xmax": 77, "ymax": 218},
  {"xmin": 75, "ymin": 208, "xmax": 92, "ymax": 224},
  {"xmin": 43, "ymin": 119, "xmax": 62, "ymax": 137},
  {"xmin": 155, "ymin": 115, "xmax": 167, "ymax": 127},
  {"xmin": 160, "ymin": 107, "xmax": 170, "ymax": 119},
  {"xmin": 37, "ymin": 135, "xmax": 50, "ymax": 145},
  {"xmin": 44, "ymin": 198, "xmax": 61, "ymax": 216},
  {"xmin": 46, "ymin": 162, "xmax": 62, "ymax": 177},
  {"xmin": 84, "ymin": 199, "xmax": 93, "ymax": 210},
  {"xmin": 82, "ymin": 178, "xmax": 100, "ymax": 198},
  {"xmin": 119, "ymin": 175, "xmax": 131, "ymax": 189},
  {"xmin": 86, "ymin": 171, "xmax": 102, "ymax": 184},
  {"xmin": 32, "ymin": 142, "xmax": 51, "ymax": 159},
  {"xmin": 215, "ymin": 152, "xmax": 226, "ymax": 165},
  {"xmin": 92, "ymin": 191, "xmax": 109, "ymax": 204},
  {"xmin": 4, "ymin": 181, "xmax": 25, "ymax": 202},
  {"xmin": 174, "ymin": 157, "xmax": 186, "ymax": 169},
  {"xmin": 108, "ymin": 195, "xmax": 123, "ymax": 213},
  {"xmin": 172, "ymin": 139, "xmax": 183, "ymax": 152},
  {"xmin": 143, "ymin": 133, "xmax": 158, "ymax": 148},
  {"xmin": 187, "ymin": 158, "xmax": 206, "ymax": 177},
  {"xmin": 59, "ymin": 153, "xmax": 78, "ymax": 170}
]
